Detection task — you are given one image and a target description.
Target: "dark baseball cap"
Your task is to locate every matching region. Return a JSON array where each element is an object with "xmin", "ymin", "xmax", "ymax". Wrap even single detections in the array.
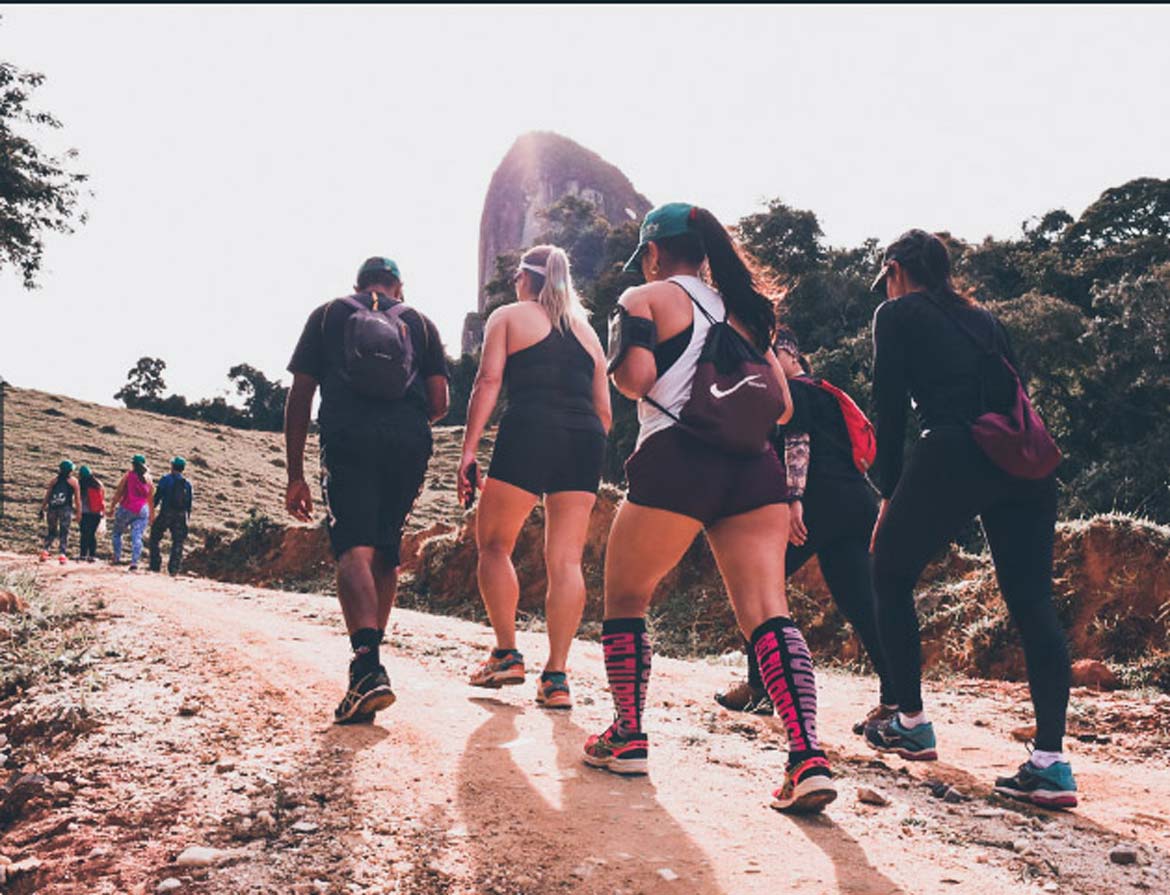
[
  {"xmin": 623, "ymin": 202, "xmax": 698, "ymax": 273},
  {"xmin": 357, "ymin": 257, "xmax": 402, "ymax": 282},
  {"xmin": 870, "ymin": 229, "xmax": 939, "ymax": 293}
]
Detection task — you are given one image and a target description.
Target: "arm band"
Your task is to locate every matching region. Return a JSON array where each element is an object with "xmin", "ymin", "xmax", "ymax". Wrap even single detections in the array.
[{"xmin": 607, "ymin": 306, "xmax": 657, "ymax": 375}]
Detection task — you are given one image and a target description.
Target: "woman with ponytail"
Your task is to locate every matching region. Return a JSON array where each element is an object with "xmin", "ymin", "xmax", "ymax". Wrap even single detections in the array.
[
  {"xmin": 459, "ymin": 244, "xmax": 612, "ymax": 709},
  {"xmin": 585, "ymin": 203, "xmax": 837, "ymax": 814}
]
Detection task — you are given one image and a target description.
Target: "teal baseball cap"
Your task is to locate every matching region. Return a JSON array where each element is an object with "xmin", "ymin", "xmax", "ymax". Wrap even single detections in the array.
[
  {"xmin": 357, "ymin": 256, "xmax": 402, "ymax": 282},
  {"xmin": 59, "ymin": 459, "xmax": 75, "ymax": 474},
  {"xmin": 171, "ymin": 456, "xmax": 186, "ymax": 470},
  {"xmin": 623, "ymin": 202, "xmax": 698, "ymax": 273}
]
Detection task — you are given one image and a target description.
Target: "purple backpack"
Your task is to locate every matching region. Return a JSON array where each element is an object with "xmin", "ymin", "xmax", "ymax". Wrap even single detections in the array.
[
  {"xmin": 926, "ymin": 295, "xmax": 1061, "ymax": 480},
  {"xmin": 329, "ymin": 294, "xmax": 417, "ymax": 401},
  {"xmin": 646, "ymin": 281, "xmax": 786, "ymax": 456}
]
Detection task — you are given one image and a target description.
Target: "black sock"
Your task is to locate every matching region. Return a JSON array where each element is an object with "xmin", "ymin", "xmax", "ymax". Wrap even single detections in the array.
[
  {"xmin": 602, "ymin": 617, "xmax": 651, "ymax": 737},
  {"xmin": 349, "ymin": 628, "xmax": 381, "ymax": 678},
  {"xmin": 750, "ymin": 616, "xmax": 827, "ymax": 772},
  {"xmin": 541, "ymin": 669, "xmax": 566, "ymax": 681},
  {"xmin": 492, "ymin": 647, "xmax": 520, "ymax": 659},
  {"xmin": 378, "ymin": 628, "xmax": 386, "ymax": 643}
]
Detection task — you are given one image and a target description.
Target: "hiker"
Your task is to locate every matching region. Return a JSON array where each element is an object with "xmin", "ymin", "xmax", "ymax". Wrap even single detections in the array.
[
  {"xmin": 866, "ymin": 229, "xmax": 1076, "ymax": 809},
  {"xmin": 39, "ymin": 460, "xmax": 81, "ymax": 563},
  {"xmin": 110, "ymin": 454, "xmax": 155, "ymax": 571},
  {"xmin": 285, "ymin": 256, "xmax": 450, "ymax": 725},
  {"xmin": 77, "ymin": 465, "xmax": 106, "ymax": 562},
  {"xmin": 458, "ymin": 245, "xmax": 611, "ymax": 709},
  {"xmin": 586, "ymin": 202, "xmax": 837, "ymax": 814},
  {"xmin": 715, "ymin": 328, "xmax": 897, "ymax": 735},
  {"xmin": 149, "ymin": 456, "xmax": 193, "ymax": 576}
]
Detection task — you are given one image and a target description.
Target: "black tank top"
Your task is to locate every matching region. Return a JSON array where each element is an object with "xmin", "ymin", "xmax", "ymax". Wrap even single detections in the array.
[{"xmin": 501, "ymin": 326, "xmax": 602, "ymax": 432}]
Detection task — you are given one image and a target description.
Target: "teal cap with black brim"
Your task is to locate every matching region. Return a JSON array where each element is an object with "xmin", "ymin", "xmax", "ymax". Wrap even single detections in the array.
[
  {"xmin": 357, "ymin": 256, "xmax": 402, "ymax": 282},
  {"xmin": 623, "ymin": 202, "xmax": 698, "ymax": 273}
]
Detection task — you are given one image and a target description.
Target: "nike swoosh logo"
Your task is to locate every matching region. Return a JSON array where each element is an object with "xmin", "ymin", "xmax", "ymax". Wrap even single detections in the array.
[{"xmin": 709, "ymin": 375, "xmax": 768, "ymax": 399}]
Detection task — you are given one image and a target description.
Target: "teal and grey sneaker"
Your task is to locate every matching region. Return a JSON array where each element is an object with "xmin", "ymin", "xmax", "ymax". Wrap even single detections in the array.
[
  {"xmin": 865, "ymin": 716, "xmax": 938, "ymax": 761},
  {"xmin": 995, "ymin": 760, "xmax": 1078, "ymax": 809}
]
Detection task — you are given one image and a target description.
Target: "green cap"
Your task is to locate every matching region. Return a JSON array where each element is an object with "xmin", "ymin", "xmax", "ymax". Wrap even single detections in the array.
[
  {"xmin": 357, "ymin": 256, "xmax": 402, "ymax": 282},
  {"xmin": 131, "ymin": 453, "xmax": 147, "ymax": 468},
  {"xmin": 59, "ymin": 459, "xmax": 75, "ymax": 474},
  {"xmin": 79, "ymin": 465, "xmax": 91, "ymax": 478},
  {"xmin": 171, "ymin": 456, "xmax": 186, "ymax": 470},
  {"xmin": 623, "ymin": 202, "xmax": 698, "ymax": 273}
]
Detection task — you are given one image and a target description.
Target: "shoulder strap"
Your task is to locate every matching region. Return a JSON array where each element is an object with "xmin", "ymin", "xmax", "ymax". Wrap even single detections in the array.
[
  {"xmin": 923, "ymin": 292, "xmax": 996, "ymax": 356},
  {"xmin": 668, "ymin": 276, "xmax": 721, "ymax": 325}
]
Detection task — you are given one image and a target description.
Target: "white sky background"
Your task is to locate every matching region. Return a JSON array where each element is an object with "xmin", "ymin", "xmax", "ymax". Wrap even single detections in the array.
[{"xmin": 2, "ymin": 4, "xmax": 1169, "ymax": 407}]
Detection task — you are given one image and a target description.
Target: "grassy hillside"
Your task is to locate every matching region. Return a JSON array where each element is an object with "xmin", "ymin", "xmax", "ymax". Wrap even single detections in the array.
[{"xmin": 0, "ymin": 386, "xmax": 470, "ymax": 557}]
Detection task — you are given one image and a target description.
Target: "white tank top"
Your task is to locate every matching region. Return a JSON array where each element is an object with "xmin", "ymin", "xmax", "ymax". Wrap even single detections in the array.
[{"xmin": 636, "ymin": 275, "xmax": 725, "ymax": 449}]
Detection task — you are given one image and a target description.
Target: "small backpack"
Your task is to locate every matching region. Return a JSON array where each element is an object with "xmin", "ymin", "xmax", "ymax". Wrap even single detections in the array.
[
  {"xmin": 170, "ymin": 476, "xmax": 191, "ymax": 513},
  {"xmin": 49, "ymin": 478, "xmax": 72, "ymax": 509},
  {"xmin": 329, "ymin": 293, "xmax": 417, "ymax": 401},
  {"xmin": 799, "ymin": 376, "xmax": 878, "ymax": 473},
  {"xmin": 646, "ymin": 281, "xmax": 787, "ymax": 456}
]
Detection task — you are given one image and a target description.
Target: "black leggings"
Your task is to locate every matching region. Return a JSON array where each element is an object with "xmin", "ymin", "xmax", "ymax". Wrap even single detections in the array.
[
  {"xmin": 872, "ymin": 427, "xmax": 1068, "ymax": 752},
  {"xmin": 747, "ymin": 476, "xmax": 896, "ymax": 706},
  {"xmin": 79, "ymin": 513, "xmax": 101, "ymax": 559}
]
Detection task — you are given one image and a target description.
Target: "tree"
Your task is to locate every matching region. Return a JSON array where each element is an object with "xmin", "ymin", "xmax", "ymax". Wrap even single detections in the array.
[
  {"xmin": 114, "ymin": 357, "xmax": 168, "ymax": 408},
  {"xmin": 0, "ymin": 54, "xmax": 88, "ymax": 287},
  {"xmin": 736, "ymin": 199, "xmax": 826, "ymax": 278},
  {"xmin": 228, "ymin": 363, "xmax": 288, "ymax": 431}
]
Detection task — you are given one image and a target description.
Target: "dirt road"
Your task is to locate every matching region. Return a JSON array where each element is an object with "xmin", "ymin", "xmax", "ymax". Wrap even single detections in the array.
[{"xmin": 3, "ymin": 555, "xmax": 1168, "ymax": 895}]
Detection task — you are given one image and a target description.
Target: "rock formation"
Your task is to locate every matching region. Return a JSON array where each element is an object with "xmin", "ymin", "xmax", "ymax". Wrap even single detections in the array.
[{"xmin": 462, "ymin": 132, "xmax": 652, "ymax": 353}]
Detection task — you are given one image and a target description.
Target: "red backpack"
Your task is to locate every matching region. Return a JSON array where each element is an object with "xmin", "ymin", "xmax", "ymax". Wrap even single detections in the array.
[{"xmin": 801, "ymin": 376, "xmax": 877, "ymax": 473}]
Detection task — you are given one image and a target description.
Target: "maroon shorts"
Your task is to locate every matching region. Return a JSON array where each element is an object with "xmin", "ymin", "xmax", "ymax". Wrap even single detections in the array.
[{"xmin": 625, "ymin": 426, "xmax": 789, "ymax": 526}]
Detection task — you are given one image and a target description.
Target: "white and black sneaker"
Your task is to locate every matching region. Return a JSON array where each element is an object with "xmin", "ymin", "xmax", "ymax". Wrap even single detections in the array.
[{"xmin": 334, "ymin": 666, "xmax": 395, "ymax": 725}]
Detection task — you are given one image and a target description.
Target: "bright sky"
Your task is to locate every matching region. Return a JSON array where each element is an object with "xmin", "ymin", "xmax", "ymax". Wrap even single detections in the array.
[{"xmin": 2, "ymin": 5, "xmax": 1169, "ymax": 406}]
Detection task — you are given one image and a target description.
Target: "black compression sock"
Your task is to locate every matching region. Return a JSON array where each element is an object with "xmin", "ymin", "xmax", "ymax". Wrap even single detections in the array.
[
  {"xmin": 349, "ymin": 627, "xmax": 381, "ymax": 678},
  {"xmin": 492, "ymin": 647, "xmax": 520, "ymax": 659}
]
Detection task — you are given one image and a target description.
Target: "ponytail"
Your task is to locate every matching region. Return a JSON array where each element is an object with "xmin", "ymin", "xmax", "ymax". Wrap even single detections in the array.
[
  {"xmin": 521, "ymin": 244, "xmax": 581, "ymax": 333},
  {"xmin": 689, "ymin": 208, "xmax": 777, "ymax": 351},
  {"xmin": 897, "ymin": 231, "xmax": 977, "ymax": 307}
]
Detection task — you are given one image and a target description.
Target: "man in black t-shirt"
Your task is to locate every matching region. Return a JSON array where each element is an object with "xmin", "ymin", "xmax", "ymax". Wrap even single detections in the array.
[{"xmin": 285, "ymin": 256, "xmax": 450, "ymax": 724}]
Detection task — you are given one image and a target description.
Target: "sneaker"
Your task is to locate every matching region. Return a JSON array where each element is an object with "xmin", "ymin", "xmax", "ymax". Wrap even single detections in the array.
[
  {"xmin": 852, "ymin": 704, "xmax": 898, "ymax": 736},
  {"xmin": 334, "ymin": 666, "xmax": 395, "ymax": 725},
  {"xmin": 39, "ymin": 550, "xmax": 49, "ymax": 562},
  {"xmin": 714, "ymin": 680, "xmax": 774, "ymax": 716},
  {"xmin": 535, "ymin": 672, "xmax": 572, "ymax": 709},
  {"xmin": 771, "ymin": 756, "xmax": 838, "ymax": 814},
  {"xmin": 469, "ymin": 649, "xmax": 526, "ymax": 689},
  {"xmin": 582, "ymin": 724, "xmax": 648, "ymax": 776},
  {"xmin": 58, "ymin": 554, "xmax": 67, "ymax": 565},
  {"xmin": 866, "ymin": 716, "xmax": 939, "ymax": 761},
  {"xmin": 995, "ymin": 759, "xmax": 1078, "ymax": 810},
  {"xmin": 127, "ymin": 564, "xmax": 138, "ymax": 573}
]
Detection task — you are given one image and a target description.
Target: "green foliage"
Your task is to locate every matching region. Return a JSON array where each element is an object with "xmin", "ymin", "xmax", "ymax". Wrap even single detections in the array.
[
  {"xmin": 0, "ymin": 54, "xmax": 88, "ymax": 288},
  {"xmin": 228, "ymin": 363, "xmax": 289, "ymax": 432},
  {"xmin": 114, "ymin": 357, "xmax": 168, "ymax": 406}
]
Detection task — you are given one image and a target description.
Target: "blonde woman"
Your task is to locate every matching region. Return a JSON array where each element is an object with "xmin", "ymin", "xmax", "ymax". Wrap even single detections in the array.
[{"xmin": 459, "ymin": 245, "xmax": 612, "ymax": 708}]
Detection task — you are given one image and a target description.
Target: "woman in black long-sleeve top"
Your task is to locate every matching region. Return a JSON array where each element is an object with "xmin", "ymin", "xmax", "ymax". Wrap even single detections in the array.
[{"xmin": 865, "ymin": 229, "xmax": 1077, "ymax": 810}]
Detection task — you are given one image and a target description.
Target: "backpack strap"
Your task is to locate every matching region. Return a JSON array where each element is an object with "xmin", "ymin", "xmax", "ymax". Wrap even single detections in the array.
[
  {"xmin": 668, "ymin": 276, "xmax": 721, "ymax": 324},
  {"xmin": 922, "ymin": 292, "xmax": 1017, "ymax": 413}
]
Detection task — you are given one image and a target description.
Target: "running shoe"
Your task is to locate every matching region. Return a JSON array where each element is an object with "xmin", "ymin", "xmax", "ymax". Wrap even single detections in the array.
[
  {"xmin": 127, "ymin": 564, "xmax": 138, "ymax": 573},
  {"xmin": 714, "ymin": 680, "xmax": 774, "ymax": 716},
  {"xmin": 994, "ymin": 759, "xmax": 1078, "ymax": 810},
  {"xmin": 58, "ymin": 554, "xmax": 67, "ymax": 565},
  {"xmin": 39, "ymin": 550, "xmax": 49, "ymax": 562},
  {"xmin": 771, "ymin": 756, "xmax": 838, "ymax": 814},
  {"xmin": 535, "ymin": 672, "xmax": 572, "ymax": 709},
  {"xmin": 334, "ymin": 666, "xmax": 396, "ymax": 725},
  {"xmin": 866, "ymin": 716, "xmax": 939, "ymax": 761},
  {"xmin": 468, "ymin": 649, "xmax": 526, "ymax": 689},
  {"xmin": 852, "ymin": 703, "xmax": 898, "ymax": 736},
  {"xmin": 582, "ymin": 724, "xmax": 649, "ymax": 776}
]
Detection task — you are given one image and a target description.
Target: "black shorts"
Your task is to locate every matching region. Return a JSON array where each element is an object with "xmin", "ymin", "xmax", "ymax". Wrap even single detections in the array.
[
  {"xmin": 625, "ymin": 426, "xmax": 788, "ymax": 527},
  {"xmin": 320, "ymin": 427, "xmax": 432, "ymax": 563},
  {"xmin": 488, "ymin": 419, "xmax": 606, "ymax": 496}
]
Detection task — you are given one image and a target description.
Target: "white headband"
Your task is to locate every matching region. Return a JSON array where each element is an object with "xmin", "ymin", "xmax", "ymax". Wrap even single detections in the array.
[{"xmin": 519, "ymin": 261, "xmax": 547, "ymax": 275}]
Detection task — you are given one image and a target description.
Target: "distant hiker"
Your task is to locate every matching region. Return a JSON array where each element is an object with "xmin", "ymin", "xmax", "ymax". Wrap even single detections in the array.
[
  {"xmin": 39, "ymin": 460, "xmax": 81, "ymax": 563},
  {"xmin": 589, "ymin": 202, "xmax": 836, "ymax": 814},
  {"xmin": 715, "ymin": 328, "xmax": 897, "ymax": 735},
  {"xmin": 149, "ymin": 456, "xmax": 193, "ymax": 576},
  {"xmin": 110, "ymin": 454, "xmax": 154, "ymax": 572},
  {"xmin": 459, "ymin": 245, "xmax": 611, "ymax": 709},
  {"xmin": 77, "ymin": 465, "xmax": 106, "ymax": 562},
  {"xmin": 866, "ymin": 230, "xmax": 1076, "ymax": 808},
  {"xmin": 285, "ymin": 256, "xmax": 450, "ymax": 725}
]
